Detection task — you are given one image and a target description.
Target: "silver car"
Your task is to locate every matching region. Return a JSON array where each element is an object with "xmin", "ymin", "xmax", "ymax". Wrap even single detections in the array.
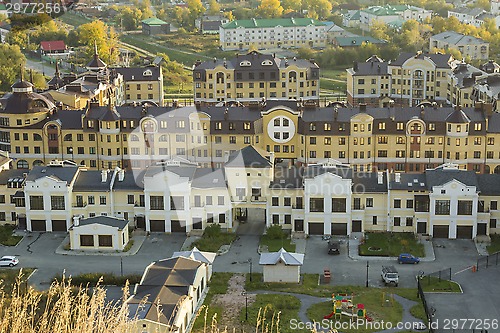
[{"xmin": 0, "ymin": 256, "xmax": 19, "ymax": 267}]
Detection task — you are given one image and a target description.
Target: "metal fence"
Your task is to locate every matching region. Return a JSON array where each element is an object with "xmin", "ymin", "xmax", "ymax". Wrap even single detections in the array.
[
  {"xmin": 476, "ymin": 251, "xmax": 500, "ymax": 271},
  {"xmin": 419, "ymin": 267, "xmax": 452, "ymax": 287},
  {"xmin": 417, "ymin": 278, "xmax": 435, "ymax": 333}
]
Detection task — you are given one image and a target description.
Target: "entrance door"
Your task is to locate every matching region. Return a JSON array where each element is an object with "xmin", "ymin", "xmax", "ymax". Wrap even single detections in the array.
[
  {"xmin": 294, "ymin": 219, "xmax": 304, "ymax": 232},
  {"xmin": 136, "ymin": 216, "xmax": 145, "ymax": 229},
  {"xmin": 417, "ymin": 221, "xmax": 427, "ymax": 234},
  {"xmin": 477, "ymin": 223, "xmax": 487, "ymax": 236},
  {"xmin": 192, "ymin": 218, "xmax": 202, "ymax": 230},
  {"xmin": 352, "ymin": 220, "xmax": 362, "ymax": 232}
]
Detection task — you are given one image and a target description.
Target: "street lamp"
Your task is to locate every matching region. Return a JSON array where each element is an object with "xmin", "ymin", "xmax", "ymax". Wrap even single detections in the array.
[
  {"xmin": 69, "ymin": 147, "xmax": 74, "ymax": 162},
  {"xmin": 248, "ymin": 258, "xmax": 253, "ymax": 282},
  {"xmin": 366, "ymin": 261, "xmax": 369, "ymax": 288},
  {"xmin": 241, "ymin": 291, "xmax": 248, "ymax": 321},
  {"xmin": 120, "ymin": 256, "xmax": 123, "ymax": 277}
]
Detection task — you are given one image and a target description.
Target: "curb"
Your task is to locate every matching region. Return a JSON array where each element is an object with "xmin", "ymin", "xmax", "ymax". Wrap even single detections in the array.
[{"xmin": 54, "ymin": 236, "xmax": 146, "ymax": 256}]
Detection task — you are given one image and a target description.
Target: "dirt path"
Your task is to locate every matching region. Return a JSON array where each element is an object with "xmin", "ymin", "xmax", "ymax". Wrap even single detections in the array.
[{"xmin": 212, "ymin": 274, "xmax": 256, "ymax": 330}]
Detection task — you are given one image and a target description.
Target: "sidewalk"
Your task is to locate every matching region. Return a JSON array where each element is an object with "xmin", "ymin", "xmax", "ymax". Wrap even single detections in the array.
[
  {"xmin": 348, "ymin": 232, "xmax": 436, "ymax": 262},
  {"xmin": 55, "ymin": 235, "xmax": 146, "ymax": 256}
]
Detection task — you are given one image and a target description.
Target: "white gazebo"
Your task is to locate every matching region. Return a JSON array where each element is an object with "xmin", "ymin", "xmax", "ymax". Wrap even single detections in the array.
[{"xmin": 259, "ymin": 248, "xmax": 304, "ymax": 283}]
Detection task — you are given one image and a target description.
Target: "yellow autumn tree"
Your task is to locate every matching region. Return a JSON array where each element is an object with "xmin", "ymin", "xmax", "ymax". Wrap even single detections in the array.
[{"xmin": 257, "ymin": 0, "xmax": 284, "ymax": 18}]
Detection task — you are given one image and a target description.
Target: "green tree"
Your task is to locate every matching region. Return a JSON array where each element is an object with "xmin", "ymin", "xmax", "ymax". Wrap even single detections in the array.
[
  {"xmin": 207, "ymin": 0, "xmax": 221, "ymax": 15},
  {"xmin": 0, "ymin": 44, "xmax": 26, "ymax": 92},
  {"xmin": 370, "ymin": 19, "xmax": 391, "ymax": 42},
  {"xmin": 281, "ymin": 0, "xmax": 302, "ymax": 12},
  {"xmin": 115, "ymin": 6, "xmax": 143, "ymax": 30},
  {"xmin": 304, "ymin": 0, "xmax": 332, "ymax": 19},
  {"xmin": 296, "ymin": 47, "xmax": 315, "ymax": 60},
  {"xmin": 186, "ymin": 0, "xmax": 205, "ymax": 30},
  {"xmin": 257, "ymin": 0, "xmax": 284, "ymax": 18},
  {"xmin": 74, "ymin": 21, "xmax": 119, "ymax": 64}
]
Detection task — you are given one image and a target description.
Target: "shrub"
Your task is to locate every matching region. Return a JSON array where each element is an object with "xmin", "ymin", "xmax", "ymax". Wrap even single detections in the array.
[
  {"xmin": 203, "ymin": 224, "xmax": 221, "ymax": 238},
  {"xmin": 265, "ymin": 225, "xmax": 286, "ymax": 240}
]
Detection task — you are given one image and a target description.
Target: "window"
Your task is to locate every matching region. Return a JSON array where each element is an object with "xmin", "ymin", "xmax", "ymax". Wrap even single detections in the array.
[
  {"xmin": 372, "ymin": 216, "xmax": 377, "ymax": 225},
  {"xmin": 332, "ymin": 198, "xmax": 346, "ymax": 212},
  {"xmin": 284, "ymin": 215, "xmax": 291, "ymax": 224},
  {"xmin": 406, "ymin": 199, "xmax": 413, "ymax": 209},
  {"xmin": 394, "ymin": 217, "xmax": 401, "ymax": 226},
  {"xmin": 206, "ymin": 196, "xmax": 212, "ymax": 205},
  {"xmin": 366, "ymin": 198, "xmax": 373, "ymax": 207},
  {"xmin": 394, "ymin": 199, "xmax": 401, "ymax": 208},
  {"xmin": 272, "ymin": 197, "xmax": 279, "ymax": 206},
  {"xmin": 406, "ymin": 217, "xmax": 413, "ymax": 226},
  {"xmin": 150, "ymin": 196, "xmax": 164, "ymax": 210},
  {"xmin": 127, "ymin": 195, "xmax": 134, "ymax": 204},
  {"xmin": 98, "ymin": 235, "xmax": 112, "ymax": 247},
  {"xmin": 170, "ymin": 196, "xmax": 184, "ymax": 210},
  {"xmin": 492, "ymin": 201, "xmax": 498, "ymax": 210},
  {"xmin": 80, "ymin": 235, "xmax": 94, "ymax": 247},
  {"xmin": 284, "ymin": 197, "xmax": 291, "ymax": 206},
  {"xmin": 458, "ymin": 200, "xmax": 473, "ymax": 215},
  {"xmin": 310, "ymin": 198, "xmax": 324, "ymax": 212},
  {"xmin": 218, "ymin": 195, "xmax": 225, "ymax": 205},
  {"xmin": 51, "ymin": 196, "xmax": 65, "ymax": 210},
  {"xmin": 99, "ymin": 196, "xmax": 106, "ymax": 205},
  {"xmin": 490, "ymin": 219, "xmax": 497, "ymax": 229},
  {"xmin": 29, "ymin": 196, "xmax": 43, "ymax": 210},
  {"xmin": 272, "ymin": 215, "xmax": 279, "ymax": 225},
  {"xmin": 435, "ymin": 200, "xmax": 450, "ymax": 215}
]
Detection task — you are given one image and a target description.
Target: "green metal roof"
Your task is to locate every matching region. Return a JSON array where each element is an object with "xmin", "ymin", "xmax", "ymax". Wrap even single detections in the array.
[
  {"xmin": 142, "ymin": 17, "xmax": 168, "ymax": 26},
  {"xmin": 222, "ymin": 18, "xmax": 326, "ymax": 29}
]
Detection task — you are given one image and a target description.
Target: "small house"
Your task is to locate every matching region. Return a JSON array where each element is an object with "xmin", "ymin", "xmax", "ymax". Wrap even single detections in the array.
[
  {"xmin": 259, "ymin": 248, "xmax": 304, "ymax": 283},
  {"xmin": 40, "ymin": 40, "xmax": 67, "ymax": 55},
  {"xmin": 69, "ymin": 216, "xmax": 130, "ymax": 251},
  {"xmin": 142, "ymin": 18, "xmax": 170, "ymax": 35}
]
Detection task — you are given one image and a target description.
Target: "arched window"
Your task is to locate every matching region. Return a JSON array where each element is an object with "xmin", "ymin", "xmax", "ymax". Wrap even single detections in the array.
[
  {"xmin": 33, "ymin": 134, "xmax": 42, "ymax": 141},
  {"xmin": 130, "ymin": 134, "xmax": 139, "ymax": 141},
  {"xmin": 64, "ymin": 134, "xmax": 72, "ymax": 141},
  {"xmin": 33, "ymin": 160, "xmax": 44, "ymax": 166},
  {"xmin": 159, "ymin": 135, "xmax": 168, "ymax": 142},
  {"xmin": 17, "ymin": 160, "xmax": 29, "ymax": 169}
]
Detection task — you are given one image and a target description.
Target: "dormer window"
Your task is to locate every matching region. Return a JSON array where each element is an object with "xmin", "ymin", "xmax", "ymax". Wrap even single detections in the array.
[
  {"xmin": 261, "ymin": 60, "xmax": 273, "ymax": 66},
  {"xmin": 240, "ymin": 60, "xmax": 251, "ymax": 67},
  {"xmin": 143, "ymin": 69, "xmax": 152, "ymax": 76}
]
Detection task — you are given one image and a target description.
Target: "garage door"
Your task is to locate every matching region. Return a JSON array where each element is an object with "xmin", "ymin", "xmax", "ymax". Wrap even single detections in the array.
[
  {"xmin": 352, "ymin": 220, "xmax": 362, "ymax": 232},
  {"xmin": 331, "ymin": 223, "xmax": 348, "ymax": 235},
  {"xmin": 457, "ymin": 226, "xmax": 473, "ymax": 239},
  {"xmin": 433, "ymin": 225, "xmax": 449, "ymax": 238},
  {"xmin": 52, "ymin": 220, "xmax": 67, "ymax": 232},
  {"xmin": 31, "ymin": 220, "xmax": 46, "ymax": 232},
  {"xmin": 171, "ymin": 220, "xmax": 186, "ymax": 233},
  {"xmin": 308, "ymin": 222, "xmax": 324, "ymax": 235},
  {"xmin": 150, "ymin": 220, "xmax": 165, "ymax": 232}
]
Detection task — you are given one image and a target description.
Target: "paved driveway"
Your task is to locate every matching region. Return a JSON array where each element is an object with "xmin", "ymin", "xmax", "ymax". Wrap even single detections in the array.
[{"xmin": 1, "ymin": 232, "xmax": 186, "ymax": 289}]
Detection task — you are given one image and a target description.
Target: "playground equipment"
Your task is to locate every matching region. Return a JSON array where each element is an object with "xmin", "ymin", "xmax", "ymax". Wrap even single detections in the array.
[{"xmin": 323, "ymin": 293, "xmax": 372, "ymax": 322}]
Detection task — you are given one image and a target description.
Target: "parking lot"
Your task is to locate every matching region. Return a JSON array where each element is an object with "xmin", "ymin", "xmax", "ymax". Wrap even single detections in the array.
[{"xmin": 0, "ymin": 231, "xmax": 486, "ymax": 291}]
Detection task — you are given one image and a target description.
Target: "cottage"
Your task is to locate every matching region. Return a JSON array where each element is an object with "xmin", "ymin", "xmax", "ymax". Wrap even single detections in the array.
[
  {"xmin": 40, "ymin": 40, "xmax": 67, "ymax": 55},
  {"xmin": 142, "ymin": 18, "xmax": 170, "ymax": 35},
  {"xmin": 259, "ymin": 248, "xmax": 304, "ymax": 283}
]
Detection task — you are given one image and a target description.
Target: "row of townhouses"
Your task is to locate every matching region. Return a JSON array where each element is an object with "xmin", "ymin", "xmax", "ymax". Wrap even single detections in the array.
[
  {"xmin": 4, "ymin": 77, "xmax": 500, "ymax": 174},
  {"xmin": 1, "ymin": 151, "xmax": 500, "ymax": 240},
  {"xmin": 347, "ymin": 52, "xmax": 500, "ymax": 109}
]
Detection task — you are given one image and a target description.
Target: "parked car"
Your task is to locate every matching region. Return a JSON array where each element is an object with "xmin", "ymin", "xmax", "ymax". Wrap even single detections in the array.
[
  {"xmin": 398, "ymin": 253, "xmax": 420, "ymax": 264},
  {"xmin": 381, "ymin": 265, "xmax": 399, "ymax": 286},
  {"xmin": 0, "ymin": 256, "xmax": 19, "ymax": 267},
  {"xmin": 328, "ymin": 240, "xmax": 340, "ymax": 255}
]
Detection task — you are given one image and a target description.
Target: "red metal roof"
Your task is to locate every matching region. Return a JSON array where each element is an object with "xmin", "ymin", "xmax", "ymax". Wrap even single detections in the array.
[{"xmin": 40, "ymin": 40, "xmax": 66, "ymax": 51}]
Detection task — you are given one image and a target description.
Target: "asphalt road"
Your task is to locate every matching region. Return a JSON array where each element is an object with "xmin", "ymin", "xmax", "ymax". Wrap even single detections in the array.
[
  {"xmin": 0, "ymin": 226, "xmax": 484, "ymax": 291},
  {"xmin": 25, "ymin": 58, "xmax": 56, "ymax": 77}
]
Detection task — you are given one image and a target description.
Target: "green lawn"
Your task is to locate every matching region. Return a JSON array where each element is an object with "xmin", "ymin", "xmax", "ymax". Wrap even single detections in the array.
[
  {"xmin": 0, "ymin": 224, "xmax": 23, "ymax": 246},
  {"xmin": 307, "ymin": 290, "xmax": 403, "ymax": 333},
  {"xmin": 259, "ymin": 234, "xmax": 296, "ymax": 252},
  {"xmin": 420, "ymin": 277, "xmax": 461, "ymax": 293},
  {"xmin": 190, "ymin": 225, "xmax": 237, "ymax": 252},
  {"xmin": 192, "ymin": 272, "xmax": 233, "ymax": 331},
  {"xmin": 57, "ymin": 12, "xmax": 91, "ymax": 27},
  {"xmin": 487, "ymin": 234, "xmax": 500, "ymax": 254},
  {"xmin": 410, "ymin": 303, "xmax": 427, "ymax": 321},
  {"xmin": 240, "ymin": 294, "xmax": 301, "ymax": 333},
  {"xmin": 359, "ymin": 232, "xmax": 425, "ymax": 257}
]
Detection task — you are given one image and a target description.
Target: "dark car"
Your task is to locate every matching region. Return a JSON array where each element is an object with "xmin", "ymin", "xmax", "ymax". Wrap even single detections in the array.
[{"xmin": 328, "ymin": 240, "xmax": 340, "ymax": 255}]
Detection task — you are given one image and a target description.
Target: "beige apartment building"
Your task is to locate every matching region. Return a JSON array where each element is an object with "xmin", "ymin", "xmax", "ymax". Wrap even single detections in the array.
[{"xmin": 193, "ymin": 51, "xmax": 320, "ymax": 105}]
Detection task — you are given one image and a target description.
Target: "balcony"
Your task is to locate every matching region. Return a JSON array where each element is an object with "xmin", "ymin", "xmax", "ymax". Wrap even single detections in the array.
[
  {"xmin": 352, "ymin": 204, "xmax": 365, "ymax": 211},
  {"xmin": 250, "ymin": 196, "xmax": 266, "ymax": 203},
  {"xmin": 72, "ymin": 202, "xmax": 87, "ymax": 208}
]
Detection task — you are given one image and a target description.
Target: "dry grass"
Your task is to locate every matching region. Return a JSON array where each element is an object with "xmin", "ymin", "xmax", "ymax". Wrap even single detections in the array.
[{"xmin": 0, "ymin": 271, "xmax": 135, "ymax": 333}]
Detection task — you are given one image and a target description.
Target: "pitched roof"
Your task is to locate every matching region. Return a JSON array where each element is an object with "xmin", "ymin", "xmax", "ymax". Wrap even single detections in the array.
[
  {"xmin": 73, "ymin": 216, "xmax": 129, "ymax": 229},
  {"xmin": 225, "ymin": 146, "xmax": 271, "ymax": 168},
  {"xmin": 431, "ymin": 31, "xmax": 487, "ymax": 45},
  {"xmin": 40, "ymin": 40, "xmax": 66, "ymax": 51},
  {"xmin": 425, "ymin": 166, "xmax": 478, "ymax": 189},
  {"xmin": 445, "ymin": 108, "xmax": 470, "ymax": 123},
  {"xmin": 142, "ymin": 17, "xmax": 168, "ymax": 25},
  {"xmin": 192, "ymin": 168, "xmax": 226, "ymax": 188},
  {"xmin": 390, "ymin": 52, "xmax": 453, "ymax": 68},
  {"xmin": 171, "ymin": 247, "xmax": 216, "ymax": 264},
  {"xmin": 25, "ymin": 165, "xmax": 79, "ymax": 183},
  {"xmin": 222, "ymin": 18, "xmax": 326, "ymax": 29},
  {"xmin": 141, "ymin": 257, "xmax": 203, "ymax": 287},
  {"xmin": 259, "ymin": 248, "xmax": 304, "ymax": 266},
  {"xmin": 113, "ymin": 66, "xmax": 161, "ymax": 81}
]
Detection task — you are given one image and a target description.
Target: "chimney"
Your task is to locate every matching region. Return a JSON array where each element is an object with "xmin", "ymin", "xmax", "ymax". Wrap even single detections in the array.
[
  {"xmin": 359, "ymin": 103, "xmax": 367, "ymax": 112},
  {"xmin": 377, "ymin": 171, "xmax": 383, "ymax": 185},
  {"xmin": 269, "ymin": 152, "xmax": 275, "ymax": 166},
  {"xmin": 73, "ymin": 215, "xmax": 80, "ymax": 226},
  {"xmin": 395, "ymin": 173, "xmax": 401, "ymax": 183},
  {"xmin": 101, "ymin": 170, "xmax": 108, "ymax": 183},
  {"xmin": 118, "ymin": 169, "xmax": 125, "ymax": 182}
]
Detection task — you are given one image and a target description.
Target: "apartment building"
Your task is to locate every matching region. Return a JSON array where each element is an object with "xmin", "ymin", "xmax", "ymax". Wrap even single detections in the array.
[
  {"xmin": 193, "ymin": 51, "xmax": 320, "ymax": 105},
  {"xmin": 219, "ymin": 18, "xmax": 328, "ymax": 51},
  {"xmin": 5, "ymin": 153, "xmax": 500, "ymax": 239},
  {"xmin": 114, "ymin": 66, "xmax": 164, "ymax": 106},
  {"xmin": 347, "ymin": 52, "xmax": 455, "ymax": 107},
  {"xmin": 448, "ymin": 7, "xmax": 488, "ymax": 27},
  {"xmin": 359, "ymin": 4, "xmax": 432, "ymax": 31},
  {"xmin": 447, "ymin": 62, "xmax": 486, "ymax": 108},
  {"xmin": 430, "ymin": 31, "xmax": 489, "ymax": 60},
  {"xmin": 472, "ymin": 73, "xmax": 500, "ymax": 112}
]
